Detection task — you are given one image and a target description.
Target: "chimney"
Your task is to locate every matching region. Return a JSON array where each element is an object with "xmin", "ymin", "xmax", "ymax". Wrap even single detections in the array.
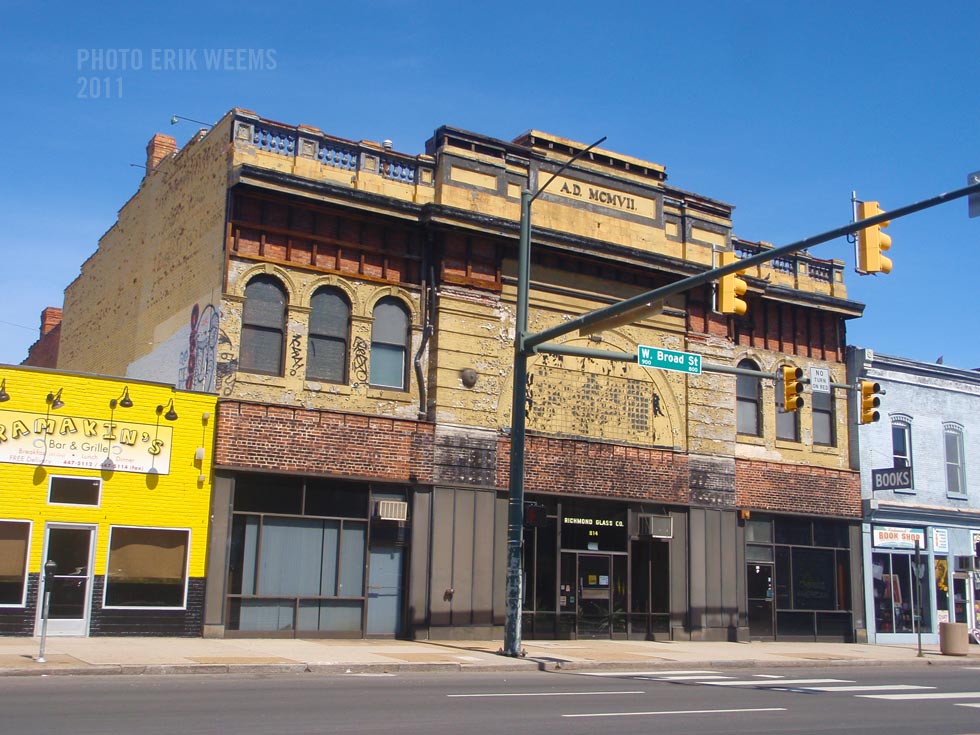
[
  {"xmin": 146, "ymin": 133, "xmax": 178, "ymax": 169},
  {"xmin": 39, "ymin": 307, "xmax": 62, "ymax": 336}
]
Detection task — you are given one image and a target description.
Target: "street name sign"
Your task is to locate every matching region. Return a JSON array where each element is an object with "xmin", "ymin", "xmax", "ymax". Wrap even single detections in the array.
[
  {"xmin": 970, "ymin": 171, "xmax": 980, "ymax": 219},
  {"xmin": 638, "ymin": 345, "xmax": 702, "ymax": 375}
]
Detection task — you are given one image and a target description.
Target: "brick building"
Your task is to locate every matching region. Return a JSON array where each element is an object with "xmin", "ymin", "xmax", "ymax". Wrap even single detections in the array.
[
  {"xmin": 50, "ymin": 109, "xmax": 865, "ymax": 641},
  {"xmin": 848, "ymin": 348, "xmax": 980, "ymax": 644},
  {"xmin": 0, "ymin": 365, "xmax": 216, "ymax": 636}
]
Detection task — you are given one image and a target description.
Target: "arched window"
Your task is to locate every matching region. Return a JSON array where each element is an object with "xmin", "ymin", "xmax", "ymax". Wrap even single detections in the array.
[
  {"xmin": 240, "ymin": 275, "xmax": 286, "ymax": 375},
  {"xmin": 944, "ymin": 424, "xmax": 966, "ymax": 497},
  {"xmin": 370, "ymin": 297, "xmax": 410, "ymax": 390},
  {"xmin": 736, "ymin": 359, "xmax": 761, "ymax": 436},
  {"xmin": 776, "ymin": 365, "xmax": 801, "ymax": 442},
  {"xmin": 306, "ymin": 288, "xmax": 350, "ymax": 383}
]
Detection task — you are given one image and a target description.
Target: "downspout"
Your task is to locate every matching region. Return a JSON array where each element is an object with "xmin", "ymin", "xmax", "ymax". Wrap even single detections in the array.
[{"xmin": 414, "ymin": 263, "xmax": 436, "ymax": 419}]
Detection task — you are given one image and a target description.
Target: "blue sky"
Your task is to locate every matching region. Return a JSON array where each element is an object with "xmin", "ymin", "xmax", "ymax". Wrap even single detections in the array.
[{"xmin": 2, "ymin": 1, "xmax": 978, "ymax": 370}]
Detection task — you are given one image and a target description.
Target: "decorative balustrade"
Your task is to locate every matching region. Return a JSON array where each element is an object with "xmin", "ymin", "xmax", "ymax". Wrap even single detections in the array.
[
  {"xmin": 317, "ymin": 141, "xmax": 359, "ymax": 171},
  {"xmin": 235, "ymin": 114, "xmax": 429, "ymax": 188},
  {"xmin": 734, "ymin": 241, "xmax": 838, "ymax": 284}
]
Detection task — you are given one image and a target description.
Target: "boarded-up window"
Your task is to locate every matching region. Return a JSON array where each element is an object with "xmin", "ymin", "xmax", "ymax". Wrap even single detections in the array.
[
  {"xmin": 0, "ymin": 521, "xmax": 30, "ymax": 605},
  {"xmin": 104, "ymin": 527, "xmax": 189, "ymax": 608},
  {"xmin": 240, "ymin": 275, "xmax": 286, "ymax": 375},
  {"xmin": 306, "ymin": 288, "xmax": 350, "ymax": 383}
]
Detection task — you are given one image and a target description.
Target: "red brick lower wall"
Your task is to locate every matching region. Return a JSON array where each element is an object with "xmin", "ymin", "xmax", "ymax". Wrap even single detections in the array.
[
  {"xmin": 500, "ymin": 435, "xmax": 691, "ymax": 504},
  {"xmin": 736, "ymin": 459, "xmax": 861, "ymax": 518},
  {"xmin": 215, "ymin": 401, "xmax": 434, "ymax": 483}
]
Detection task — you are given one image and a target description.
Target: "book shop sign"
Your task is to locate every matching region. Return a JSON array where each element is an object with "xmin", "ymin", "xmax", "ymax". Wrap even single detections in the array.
[
  {"xmin": 873, "ymin": 526, "xmax": 925, "ymax": 550},
  {"xmin": 0, "ymin": 410, "xmax": 172, "ymax": 474}
]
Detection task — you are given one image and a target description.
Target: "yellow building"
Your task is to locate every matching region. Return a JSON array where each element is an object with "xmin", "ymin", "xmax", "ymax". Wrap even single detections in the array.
[{"xmin": 0, "ymin": 365, "xmax": 215, "ymax": 636}]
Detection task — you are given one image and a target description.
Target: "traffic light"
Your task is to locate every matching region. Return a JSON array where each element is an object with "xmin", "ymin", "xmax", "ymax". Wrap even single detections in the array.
[
  {"xmin": 860, "ymin": 379, "xmax": 882, "ymax": 424},
  {"xmin": 782, "ymin": 366, "xmax": 804, "ymax": 412},
  {"xmin": 718, "ymin": 251, "xmax": 748, "ymax": 315},
  {"xmin": 857, "ymin": 201, "xmax": 893, "ymax": 274},
  {"xmin": 524, "ymin": 503, "xmax": 549, "ymax": 528}
]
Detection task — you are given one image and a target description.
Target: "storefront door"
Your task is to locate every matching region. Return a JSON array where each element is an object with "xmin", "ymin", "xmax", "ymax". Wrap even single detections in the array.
[
  {"xmin": 37, "ymin": 525, "xmax": 95, "ymax": 636},
  {"xmin": 575, "ymin": 554, "xmax": 611, "ymax": 638},
  {"xmin": 366, "ymin": 546, "xmax": 403, "ymax": 636},
  {"xmin": 747, "ymin": 563, "xmax": 775, "ymax": 638}
]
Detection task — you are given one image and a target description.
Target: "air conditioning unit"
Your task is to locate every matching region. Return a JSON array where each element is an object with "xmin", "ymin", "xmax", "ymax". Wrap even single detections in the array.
[
  {"xmin": 375, "ymin": 500, "xmax": 408, "ymax": 522},
  {"xmin": 638, "ymin": 514, "xmax": 673, "ymax": 539}
]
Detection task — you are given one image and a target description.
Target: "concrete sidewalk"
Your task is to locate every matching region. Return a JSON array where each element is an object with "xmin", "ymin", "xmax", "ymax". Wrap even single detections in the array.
[{"xmin": 1, "ymin": 636, "xmax": 978, "ymax": 677}]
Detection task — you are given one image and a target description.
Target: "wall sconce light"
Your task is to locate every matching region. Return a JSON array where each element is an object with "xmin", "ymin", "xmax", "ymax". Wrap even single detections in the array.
[
  {"xmin": 170, "ymin": 115, "xmax": 213, "ymax": 128},
  {"xmin": 0, "ymin": 379, "xmax": 9, "ymax": 402},
  {"xmin": 157, "ymin": 399, "xmax": 178, "ymax": 421},
  {"xmin": 46, "ymin": 389, "xmax": 65, "ymax": 410},
  {"xmin": 109, "ymin": 387, "xmax": 134, "ymax": 409}
]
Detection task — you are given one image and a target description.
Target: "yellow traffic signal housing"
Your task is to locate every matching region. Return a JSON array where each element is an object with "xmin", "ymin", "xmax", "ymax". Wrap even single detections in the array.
[
  {"xmin": 857, "ymin": 201, "xmax": 893, "ymax": 274},
  {"xmin": 860, "ymin": 379, "xmax": 882, "ymax": 424},
  {"xmin": 718, "ymin": 251, "xmax": 748, "ymax": 315},
  {"xmin": 782, "ymin": 366, "xmax": 804, "ymax": 412}
]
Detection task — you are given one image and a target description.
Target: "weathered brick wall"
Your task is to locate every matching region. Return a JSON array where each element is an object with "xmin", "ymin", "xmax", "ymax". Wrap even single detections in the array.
[
  {"xmin": 215, "ymin": 401, "xmax": 434, "ymax": 483},
  {"xmin": 736, "ymin": 459, "xmax": 861, "ymax": 517}
]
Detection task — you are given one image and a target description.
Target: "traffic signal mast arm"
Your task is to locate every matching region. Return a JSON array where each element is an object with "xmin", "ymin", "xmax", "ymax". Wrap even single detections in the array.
[{"xmin": 523, "ymin": 179, "xmax": 980, "ymax": 354}]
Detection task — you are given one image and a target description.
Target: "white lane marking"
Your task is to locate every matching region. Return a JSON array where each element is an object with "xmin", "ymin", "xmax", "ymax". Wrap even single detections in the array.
[
  {"xmin": 707, "ymin": 678, "xmax": 852, "ymax": 687},
  {"xmin": 798, "ymin": 685, "xmax": 935, "ymax": 693},
  {"xmin": 447, "ymin": 690, "xmax": 645, "ymax": 698},
  {"xmin": 955, "ymin": 702, "xmax": 980, "ymax": 708},
  {"xmin": 753, "ymin": 674, "xmax": 785, "ymax": 679},
  {"xmin": 580, "ymin": 670, "xmax": 721, "ymax": 677},
  {"xmin": 654, "ymin": 675, "xmax": 734, "ymax": 681},
  {"xmin": 860, "ymin": 692, "xmax": 980, "ymax": 701},
  {"xmin": 563, "ymin": 707, "xmax": 787, "ymax": 718}
]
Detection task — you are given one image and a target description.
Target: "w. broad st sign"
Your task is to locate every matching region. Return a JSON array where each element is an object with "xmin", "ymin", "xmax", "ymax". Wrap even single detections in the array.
[
  {"xmin": 637, "ymin": 345, "xmax": 702, "ymax": 375},
  {"xmin": 872, "ymin": 466, "xmax": 913, "ymax": 492}
]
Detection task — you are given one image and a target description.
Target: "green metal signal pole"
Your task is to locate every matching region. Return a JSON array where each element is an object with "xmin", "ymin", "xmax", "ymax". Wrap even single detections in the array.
[
  {"xmin": 502, "ymin": 137, "xmax": 606, "ymax": 657},
  {"xmin": 501, "ymin": 168, "xmax": 980, "ymax": 658}
]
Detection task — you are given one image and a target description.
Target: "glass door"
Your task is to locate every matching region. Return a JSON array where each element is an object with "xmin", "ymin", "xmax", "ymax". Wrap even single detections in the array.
[
  {"xmin": 37, "ymin": 525, "xmax": 95, "ymax": 636},
  {"xmin": 747, "ymin": 563, "xmax": 775, "ymax": 638},
  {"xmin": 576, "ymin": 554, "xmax": 611, "ymax": 638}
]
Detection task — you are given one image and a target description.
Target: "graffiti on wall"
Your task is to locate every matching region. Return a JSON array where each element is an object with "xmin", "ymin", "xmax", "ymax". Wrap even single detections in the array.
[
  {"xmin": 288, "ymin": 333, "xmax": 304, "ymax": 377},
  {"xmin": 352, "ymin": 336, "xmax": 369, "ymax": 386},
  {"xmin": 178, "ymin": 303, "xmax": 221, "ymax": 393}
]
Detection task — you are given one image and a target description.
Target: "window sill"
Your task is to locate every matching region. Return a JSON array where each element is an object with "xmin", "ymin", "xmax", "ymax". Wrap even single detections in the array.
[
  {"xmin": 736, "ymin": 434, "xmax": 766, "ymax": 446},
  {"xmin": 367, "ymin": 387, "xmax": 413, "ymax": 403},
  {"xmin": 946, "ymin": 493, "xmax": 968, "ymax": 502},
  {"xmin": 775, "ymin": 438, "xmax": 802, "ymax": 449},
  {"xmin": 236, "ymin": 372, "xmax": 288, "ymax": 389},
  {"xmin": 305, "ymin": 381, "xmax": 352, "ymax": 396},
  {"xmin": 812, "ymin": 444, "xmax": 839, "ymax": 455}
]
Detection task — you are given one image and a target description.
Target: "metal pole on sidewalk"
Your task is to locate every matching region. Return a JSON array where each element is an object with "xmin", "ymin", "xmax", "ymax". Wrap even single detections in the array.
[
  {"xmin": 36, "ymin": 560, "xmax": 57, "ymax": 664},
  {"xmin": 915, "ymin": 540, "xmax": 923, "ymax": 657}
]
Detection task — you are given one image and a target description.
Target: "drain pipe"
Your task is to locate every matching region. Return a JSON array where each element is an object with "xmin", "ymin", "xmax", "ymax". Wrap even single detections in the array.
[{"xmin": 414, "ymin": 264, "xmax": 436, "ymax": 418}]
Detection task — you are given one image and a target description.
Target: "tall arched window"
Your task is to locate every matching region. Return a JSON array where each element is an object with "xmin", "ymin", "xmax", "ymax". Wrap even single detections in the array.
[
  {"xmin": 776, "ymin": 365, "xmax": 801, "ymax": 442},
  {"xmin": 306, "ymin": 287, "xmax": 350, "ymax": 383},
  {"xmin": 944, "ymin": 423, "xmax": 966, "ymax": 497},
  {"xmin": 370, "ymin": 297, "xmax": 410, "ymax": 390},
  {"xmin": 736, "ymin": 359, "xmax": 761, "ymax": 436},
  {"xmin": 240, "ymin": 275, "xmax": 286, "ymax": 375}
]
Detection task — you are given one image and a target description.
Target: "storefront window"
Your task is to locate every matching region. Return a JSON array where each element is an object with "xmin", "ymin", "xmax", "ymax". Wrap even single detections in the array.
[{"xmin": 872, "ymin": 551, "xmax": 931, "ymax": 634}]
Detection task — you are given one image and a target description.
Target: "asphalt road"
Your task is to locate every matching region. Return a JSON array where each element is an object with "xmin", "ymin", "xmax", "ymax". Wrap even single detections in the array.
[{"xmin": 2, "ymin": 664, "xmax": 980, "ymax": 735}]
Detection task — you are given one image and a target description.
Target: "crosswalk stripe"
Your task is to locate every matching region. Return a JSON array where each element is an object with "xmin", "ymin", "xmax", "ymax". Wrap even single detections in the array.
[
  {"xmin": 955, "ymin": 703, "xmax": 980, "ymax": 708},
  {"xmin": 580, "ymin": 670, "xmax": 721, "ymax": 677},
  {"xmin": 796, "ymin": 685, "xmax": 935, "ymax": 693},
  {"xmin": 859, "ymin": 692, "xmax": 980, "ymax": 701},
  {"xmin": 707, "ymin": 678, "xmax": 852, "ymax": 687},
  {"xmin": 652, "ymin": 675, "xmax": 734, "ymax": 681}
]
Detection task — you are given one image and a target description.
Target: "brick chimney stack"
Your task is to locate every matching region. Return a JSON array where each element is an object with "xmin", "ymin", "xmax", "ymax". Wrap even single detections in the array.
[
  {"xmin": 39, "ymin": 306, "xmax": 62, "ymax": 336},
  {"xmin": 146, "ymin": 133, "xmax": 178, "ymax": 169}
]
